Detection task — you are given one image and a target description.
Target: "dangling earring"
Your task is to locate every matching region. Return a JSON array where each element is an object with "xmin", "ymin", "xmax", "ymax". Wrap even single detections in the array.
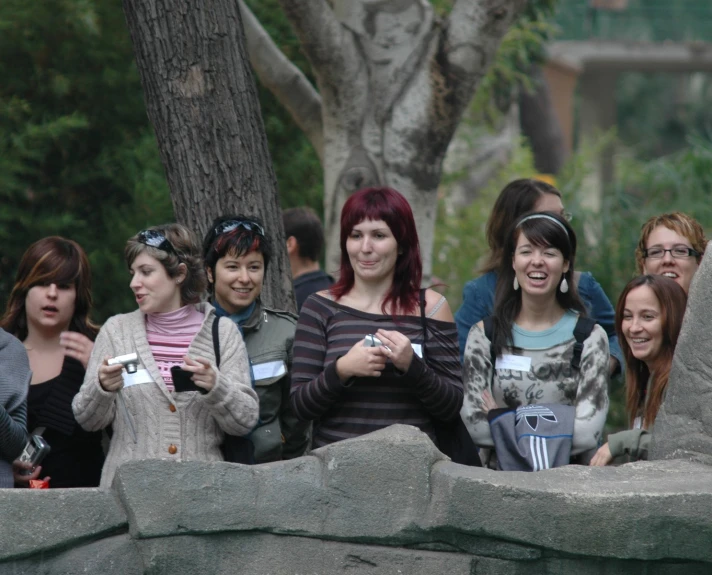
[
  {"xmin": 560, "ymin": 277, "xmax": 569, "ymax": 293},
  {"xmin": 513, "ymin": 276, "xmax": 519, "ymax": 291}
]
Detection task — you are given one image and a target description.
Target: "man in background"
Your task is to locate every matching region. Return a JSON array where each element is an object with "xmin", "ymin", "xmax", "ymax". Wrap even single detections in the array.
[{"xmin": 282, "ymin": 207, "xmax": 334, "ymax": 311}]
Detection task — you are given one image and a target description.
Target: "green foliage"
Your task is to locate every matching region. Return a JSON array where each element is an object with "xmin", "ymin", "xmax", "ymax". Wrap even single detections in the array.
[
  {"xmin": 565, "ymin": 134, "xmax": 712, "ymax": 313},
  {"xmin": 0, "ymin": 0, "xmax": 173, "ymax": 322}
]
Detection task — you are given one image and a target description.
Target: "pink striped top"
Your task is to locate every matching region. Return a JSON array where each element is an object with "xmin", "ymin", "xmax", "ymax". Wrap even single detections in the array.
[{"xmin": 145, "ymin": 305, "xmax": 205, "ymax": 391}]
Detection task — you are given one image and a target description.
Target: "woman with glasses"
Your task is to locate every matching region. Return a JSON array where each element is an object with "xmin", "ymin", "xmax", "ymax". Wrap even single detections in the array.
[
  {"xmin": 202, "ymin": 215, "xmax": 310, "ymax": 462},
  {"xmin": 455, "ymin": 179, "xmax": 623, "ymax": 377},
  {"xmin": 461, "ymin": 212, "xmax": 609, "ymax": 468},
  {"xmin": 591, "ymin": 275, "xmax": 687, "ymax": 465},
  {"xmin": 290, "ymin": 187, "xmax": 463, "ymax": 449},
  {"xmin": 1, "ymin": 237, "xmax": 104, "ymax": 488},
  {"xmin": 72, "ymin": 224, "xmax": 259, "ymax": 487},
  {"xmin": 635, "ymin": 212, "xmax": 706, "ymax": 295}
]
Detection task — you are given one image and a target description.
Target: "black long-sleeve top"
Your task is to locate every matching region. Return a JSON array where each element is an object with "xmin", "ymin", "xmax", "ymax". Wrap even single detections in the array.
[{"xmin": 27, "ymin": 356, "xmax": 104, "ymax": 488}]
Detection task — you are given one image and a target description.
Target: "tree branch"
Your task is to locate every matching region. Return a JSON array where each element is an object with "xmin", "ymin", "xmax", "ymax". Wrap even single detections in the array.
[
  {"xmin": 436, "ymin": 0, "xmax": 528, "ymax": 136},
  {"xmin": 239, "ymin": 0, "xmax": 324, "ymax": 162},
  {"xmin": 276, "ymin": 0, "xmax": 359, "ymax": 90}
]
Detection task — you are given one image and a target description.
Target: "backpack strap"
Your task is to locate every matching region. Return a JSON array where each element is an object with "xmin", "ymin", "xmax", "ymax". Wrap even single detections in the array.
[
  {"xmin": 419, "ymin": 289, "xmax": 428, "ymax": 362},
  {"xmin": 571, "ymin": 316, "xmax": 596, "ymax": 370},
  {"xmin": 212, "ymin": 316, "xmax": 221, "ymax": 369}
]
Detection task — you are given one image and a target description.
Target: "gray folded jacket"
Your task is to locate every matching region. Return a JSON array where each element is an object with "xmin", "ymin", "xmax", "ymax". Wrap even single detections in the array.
[{"xmin": 488, "ymin": 404, "xmax": 575, "ymax": 472}]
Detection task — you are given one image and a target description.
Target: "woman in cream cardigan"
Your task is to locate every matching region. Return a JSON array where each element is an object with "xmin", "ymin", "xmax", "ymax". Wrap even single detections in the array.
[{"xmin": 73, "ymin": 224, "xmax": 258, "ymax": 487}]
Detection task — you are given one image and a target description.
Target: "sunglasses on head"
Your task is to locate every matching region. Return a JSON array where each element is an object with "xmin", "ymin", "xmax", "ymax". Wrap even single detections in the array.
[
  {"xmin": 137, "ymin": 229, "xmax": 178, "ymax": 256},
  {"xmin": 213, "ymin": 219, "xmax": 265, "ymax": 238}
]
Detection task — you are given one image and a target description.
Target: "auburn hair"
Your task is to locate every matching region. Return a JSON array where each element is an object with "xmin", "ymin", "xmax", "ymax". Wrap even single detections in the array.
[
  {"xmin": 635, "ymin": 212, "xmax": 706, "ymax": 274},
  {"xmin": 1, "ymin": 237, "xmax": 99, "ymax": 341},
  {"xmin": 615, "ymin": 275, "xmax": 687, "ymax": 428},
  {"xmin": 330, "ymin": 187, "xmax": 421, "ymax": 315}
]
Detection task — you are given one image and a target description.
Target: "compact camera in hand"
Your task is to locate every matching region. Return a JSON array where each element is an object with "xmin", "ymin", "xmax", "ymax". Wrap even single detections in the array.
[
  {"xmin": 107, "ymin": 352, "xmax": 139, "ymax": 374},
  {"xmin": 363, "ymin": 334, "xmax": 384, "ymax": 347},
  {"xmin": 18, "ymin": 435, "xmax": 51, "ymax": 476}
]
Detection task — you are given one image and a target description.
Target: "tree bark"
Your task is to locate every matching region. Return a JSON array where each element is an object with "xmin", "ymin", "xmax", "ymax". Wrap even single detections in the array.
[
  {"xmin": 121, "ymin": 0, "xmax": 294, "ymax": 311},
  {"xmin": 265, "ymin": 0, "xmax": 527, "ymax": 279},
  {"xmin": 519, "ymin": 65, "xmax": 568, "ymax": 175}
]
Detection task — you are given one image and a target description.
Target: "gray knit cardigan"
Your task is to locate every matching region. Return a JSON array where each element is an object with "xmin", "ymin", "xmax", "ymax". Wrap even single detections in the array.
[
  {"xmin": 72, "ymin": 303, "xmax": 259, "ymax": 488},
  {"xmin": 0, "ymin": 328, "xmax": 31, "ymax": 488}
]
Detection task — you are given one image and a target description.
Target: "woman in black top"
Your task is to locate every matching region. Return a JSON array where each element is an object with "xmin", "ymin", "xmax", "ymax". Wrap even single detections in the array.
[{"xmin": 1, "ymin": 237, "xmax": 104, "ymax": 487}]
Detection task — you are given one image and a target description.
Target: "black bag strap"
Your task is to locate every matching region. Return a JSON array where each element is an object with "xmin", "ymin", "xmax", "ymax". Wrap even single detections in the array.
[
  {"xmin": 212, "ymin": 316, "xmax": 221, "ymax": 368},
  {"xmin": 419, "ymin": 289, "xmax": 428, "ymax": 362},
  {"xmin": 571, "ymin": 316, "xmax": 596, "ymax": 370},
  {"xmin": 483, "ymin": 314, "xmax": 594, "ymax": 371}
]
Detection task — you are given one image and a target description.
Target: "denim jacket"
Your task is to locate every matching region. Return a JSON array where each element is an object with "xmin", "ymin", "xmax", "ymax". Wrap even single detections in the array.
[{"xmin": 454, "ymin": 270, "xmax": 623, "ymax": 374}]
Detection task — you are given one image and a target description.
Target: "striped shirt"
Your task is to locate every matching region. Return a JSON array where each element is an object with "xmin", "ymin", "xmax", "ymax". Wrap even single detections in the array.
[
  {"xmin": 290, "ymin": 294, "xmax": 463, "ymax": 448},
  {"xmin": 145, "ymin": 306, "xmax": 204, "ymax": 391}
]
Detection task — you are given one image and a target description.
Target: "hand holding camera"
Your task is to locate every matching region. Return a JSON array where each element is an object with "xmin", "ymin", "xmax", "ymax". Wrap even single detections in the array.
[
  {"xmin": 335, "ymin": 335, "xmax": 389, "ymax": 381},
  {"xmin": 374, "ymin": 329, "xmax": 414, "ymax": 373},
  {"xmin": 100, "ymin": 352, "xmax": 139, "ymax": 392}
]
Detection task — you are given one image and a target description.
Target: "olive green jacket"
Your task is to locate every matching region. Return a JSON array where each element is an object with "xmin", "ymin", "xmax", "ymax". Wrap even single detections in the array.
[{"xmin": 242, "ymin": 299, "xmax": 310, "ymax": 462}]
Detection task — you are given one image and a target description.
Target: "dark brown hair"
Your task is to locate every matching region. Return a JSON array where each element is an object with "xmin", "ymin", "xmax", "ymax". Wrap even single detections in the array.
[
  {"xmin": 615, "ymin": 275, "xmax": 687, "ymax": 428},
  {"xmin": 482, "ymin": 178, "xmax": 562, "ymax": 274},
  {"xmin": 492, "ymin": 212, "xmax": 586, "ymax": 357},
  {"xmin": 1, "ymin": 237, "xmax": 99, "ymax": 341}
]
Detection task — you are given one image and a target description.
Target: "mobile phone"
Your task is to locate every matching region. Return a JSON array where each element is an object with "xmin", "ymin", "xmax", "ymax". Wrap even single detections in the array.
[
  {"xmin": 18, "ymin": 435, "xmax": 51, "ymax": 476},
  {"xmin": 363, "ymin": 334, "xmax": 384, "ymax": 347},
  {"xmin": 171, "ymin": 366, "xmax": 208, "ymax": 394}
]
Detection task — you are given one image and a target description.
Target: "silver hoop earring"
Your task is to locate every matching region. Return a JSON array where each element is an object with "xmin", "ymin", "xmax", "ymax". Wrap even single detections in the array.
[
  {"xmin": 513, "ymin": 276, "xmax": 519, "ymax": 291},
  {"xmin": 560, "ymin": 277, "xmax": 569, "ymax": 293}
]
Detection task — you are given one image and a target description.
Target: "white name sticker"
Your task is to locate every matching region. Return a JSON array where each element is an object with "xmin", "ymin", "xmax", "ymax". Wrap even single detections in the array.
[
  {"xmin": 495, "ymin": 354, "xmax": 531, "ymax": 372},
  {"xmin": 411, "ymin": 343, "xmax": 423, "ymax": 358},
  {"xmin": 122, "ymin": 369, "xmax": 154, "ymax": 387},
  {"xmin": 252, "ymin": 360, "xmax": 287, "ymax": 381}
]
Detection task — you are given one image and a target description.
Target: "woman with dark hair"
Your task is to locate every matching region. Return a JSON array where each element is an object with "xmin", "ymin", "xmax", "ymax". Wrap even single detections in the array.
[
  {"xmin": 591, "ymin": 275, "xmax": 687, "ymax": 465},
  {"xmin": 455, "ymin": 178, "xmax": 622, "ymax": 376},
  {"xmin": 1, "ymin": 237, "xmax": 104, "ymax": 487},
  {"xmin": 461, "ymin": 212, "xmax": 609, "ymax": 465},
  {"xmin": 202, "ymin": 215, "xmax": 309, "ymax": 462},
  {"xmin": 72, "ymin": 224, "xmax": 258, "ymax": 487},
  {"xmin": 290, "ymin": 187, "xmax": 463, "ymax": 448}
]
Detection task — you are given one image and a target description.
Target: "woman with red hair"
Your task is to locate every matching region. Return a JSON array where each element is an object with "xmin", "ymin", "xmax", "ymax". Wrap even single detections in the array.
[
  {"xmin": 290, "ymin": 187, "xmax": 463, "ymax": 448},
  {"xmin": 590, "ymin": 275, "xmax": 687, "ymax": 465}
]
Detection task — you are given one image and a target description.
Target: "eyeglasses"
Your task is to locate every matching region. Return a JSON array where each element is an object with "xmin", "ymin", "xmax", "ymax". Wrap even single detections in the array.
[
  {"xmin": 643, "ymin": 246, "xmax": 699, "ymax": 259},
  {"xmin": 213, "ymin": 219, "xmax": 265, "ymax": 238},
  {"xmin": 137, "ymin": 230, "xmax": 177, "ymax": 256}
]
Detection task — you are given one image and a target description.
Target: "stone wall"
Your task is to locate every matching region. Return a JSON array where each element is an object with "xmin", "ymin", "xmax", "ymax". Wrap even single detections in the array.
[{"xmin": 2, "ymin": 425, "xmax": 712, "ymax": 574}]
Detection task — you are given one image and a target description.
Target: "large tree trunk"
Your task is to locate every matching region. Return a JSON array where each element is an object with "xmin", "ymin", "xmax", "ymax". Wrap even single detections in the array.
[
  {"xmin": 121, "ymin": 0, "xmax": 294, "ymax": 311},
  {"xmin": 242, "ymin": 0, "xmax": 527, "ymax": 280},
  {"xmin": 519, "ymin": 65, "xmax": 568, "ymax": 175}
]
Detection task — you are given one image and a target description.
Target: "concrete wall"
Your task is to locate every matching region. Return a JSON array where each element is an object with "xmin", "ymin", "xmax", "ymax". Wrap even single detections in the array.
[{"xmin": 2, "ymin": 425, "xmax": 712, "ymax": 575}]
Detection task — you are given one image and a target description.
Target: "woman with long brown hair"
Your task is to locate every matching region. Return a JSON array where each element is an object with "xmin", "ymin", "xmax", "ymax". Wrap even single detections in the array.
[
  {"xmin": 590, "ymin": 275, "xmax": 687, "ymax": 465},
  {"xmin": 1, "ymin": 237, "xmax": 104, "ymax": 487}
]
